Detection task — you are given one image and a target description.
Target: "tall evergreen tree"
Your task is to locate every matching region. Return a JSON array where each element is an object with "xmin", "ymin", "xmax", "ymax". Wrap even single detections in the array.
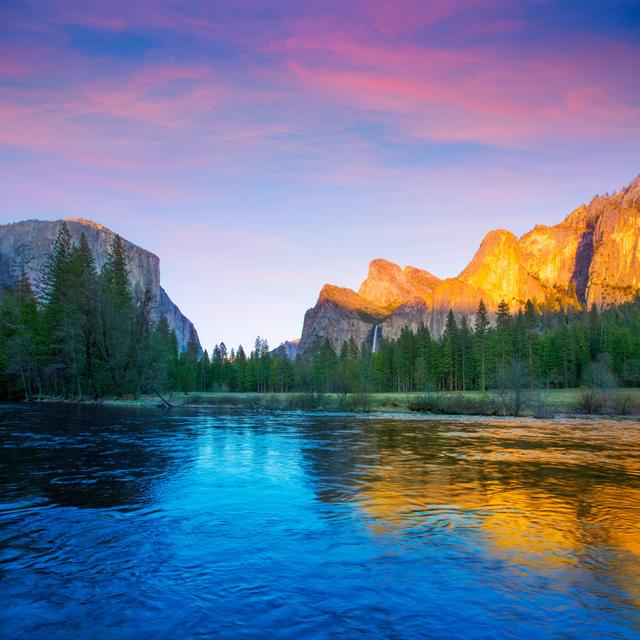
[
  {"xmin": 495, "ymin": 300, "xmax": 512, "ymax": 368},
  {"xmin": 443, "ymin": 309, "xmax": 458, "ymax": 391},
  {"xmin": 474, "ymin": 299, "xmax": 490, "ymax": 392},
  {"xmin": 96, "ymin": 235, "xmax": 136, "ymax": 395},
  {"xmin": 41, "ymin": 223, "xmax": 76, "ymax": 395}
]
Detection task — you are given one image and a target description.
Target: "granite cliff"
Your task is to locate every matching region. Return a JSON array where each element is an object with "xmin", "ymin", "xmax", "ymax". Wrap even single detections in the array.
[
  {"xmin": 300, "ymin": 176, "xmax": 640, "ymax": 354},
  {"xmin": 0, "ymin": 218, "xmax": 201, "ymax": 352}
]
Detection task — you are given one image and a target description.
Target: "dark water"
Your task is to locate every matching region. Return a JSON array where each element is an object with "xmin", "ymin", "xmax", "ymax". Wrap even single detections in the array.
[{"xmin": 1, "ymin": 405, "xmax": 640, "ymax": 639}]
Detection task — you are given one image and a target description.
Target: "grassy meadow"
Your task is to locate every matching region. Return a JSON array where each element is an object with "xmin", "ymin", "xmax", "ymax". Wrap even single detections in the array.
[{"xmin": 90, "ymin": 388, "xmax": 640, "ymax": 418}]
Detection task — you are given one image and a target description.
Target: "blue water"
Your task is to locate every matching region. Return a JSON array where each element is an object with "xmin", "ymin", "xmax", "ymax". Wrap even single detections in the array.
[{"xmin": 1, "ymin": 404, "xmax": 639, "ymax": 639}]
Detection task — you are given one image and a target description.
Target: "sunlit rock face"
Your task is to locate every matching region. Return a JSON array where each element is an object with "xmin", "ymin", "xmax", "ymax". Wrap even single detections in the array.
[
  {"xmin": 299, "ymin": 285, "xmax": 385, "ymax": 354},
  {"xmin": 358, "ymin": 259, "xmax": 438, "ymax": 309},
  {"xmin": 0, "ymin": 218, "xmax": 201, "ymax": 353},
  {"xmin": 459, "ymin": 229, "xmax": 547, "ymax": 307},
  {"xmin": 586, "ymin": 178, "xmax": 640, "ymax": 305},
  {"xmin": 299, "ymin": 176, "xmax": 640, "ymax": 354}
]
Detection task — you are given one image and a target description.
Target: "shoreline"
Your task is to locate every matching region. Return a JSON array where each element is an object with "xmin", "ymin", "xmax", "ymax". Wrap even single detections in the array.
[{"xmin": 10, "ymin": 389, "xmax": 640, "ymax": 420}]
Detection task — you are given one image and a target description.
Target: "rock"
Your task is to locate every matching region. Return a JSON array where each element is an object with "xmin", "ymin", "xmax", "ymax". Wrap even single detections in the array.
[
  {"xmin": 359, "ymin": 259, "xmax": 430, "ymax": 309},
  {"xmin": 381, "ymin": 300, "xmax": 431, "ymax": 341},
  {"xmin": 459, "ymin": 229, "xmax": 546, "ymax": 306},
  {"xmin": 0, "ymin": 218, "xmax": 201, "ymax": 353},
  {"xmin": 271, "ymin": 339, "xmax": 300, "ymax": 361},
  {"xmin": 300, "ymin": 285, "xmax": 385, "ymax": 354},
  {"xmin": 299, "ymin": 175, "xmax": 640, "ymax": 354},
  {"xmin": 585, "ymin": 178, "xmax": 640, "ymax": 305}
]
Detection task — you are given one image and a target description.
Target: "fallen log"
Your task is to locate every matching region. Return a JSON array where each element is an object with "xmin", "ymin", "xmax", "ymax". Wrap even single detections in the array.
[{"xmin": 152, "ymin": 387, "xmax": 174, "ymax": 409}]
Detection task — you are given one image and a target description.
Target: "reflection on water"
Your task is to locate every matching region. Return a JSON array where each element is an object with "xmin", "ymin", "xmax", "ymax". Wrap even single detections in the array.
[{"xmin": 1, "ymin": 404, "xmax": 639, "ymax": 639}]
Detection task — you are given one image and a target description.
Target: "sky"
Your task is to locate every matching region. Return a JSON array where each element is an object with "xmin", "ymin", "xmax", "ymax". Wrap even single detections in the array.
[{"xmin": 1, "ymin": 0, "xmax": 639, "ymax": 352}]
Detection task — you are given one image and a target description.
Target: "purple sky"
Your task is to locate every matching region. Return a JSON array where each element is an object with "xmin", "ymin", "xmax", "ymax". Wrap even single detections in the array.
[{"xmin": 1, "ymin": 1, "xmax": 639, "ymax": 352}]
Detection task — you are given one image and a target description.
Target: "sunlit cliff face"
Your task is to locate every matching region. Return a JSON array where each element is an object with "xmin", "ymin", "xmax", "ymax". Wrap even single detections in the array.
[
  {"xmin": 345, "ymin": 177, "xmax": 640, "ymax": 314},
  {"xmin": 300, "ymin": 177, "xmax": 640, "ymax": 353}
]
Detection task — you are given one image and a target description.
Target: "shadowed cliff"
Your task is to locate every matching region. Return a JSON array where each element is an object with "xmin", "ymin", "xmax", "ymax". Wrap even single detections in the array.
[{"xmin": 0, "ymin": 218, "xmax": 201, "ymax": 353}]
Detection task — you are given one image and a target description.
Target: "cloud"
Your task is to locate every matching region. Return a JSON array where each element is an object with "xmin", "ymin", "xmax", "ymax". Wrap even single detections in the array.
[
  {"xmin": 1, "ymin": 1, "xmax": 638, "ymax": 187},
  {"xmin": 278, "ymin": 27, "xmax": 640, "ymax": 145}
]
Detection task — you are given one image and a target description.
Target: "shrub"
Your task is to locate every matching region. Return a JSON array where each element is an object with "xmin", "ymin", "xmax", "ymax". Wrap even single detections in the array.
[
  {"xmin": 288, "ymin": 393, "xmax": 326, "ymax": 411},
  {"xmin": 341, "ymin": 393, "xmax": 372, "ymax": 413},
  {"xmin": 495, "ymin": 361, "xmax": 529, "ymax": 416},
  {"xmin": 610, "ymin": 392, "xmax": 638, "ymax": 416},
  {"xmin": 582, "ymin": 354, "xmax": 617, "ymax": 389},
  {"xmin": 408, "ymin": 394, "xmax": 499, "ymax": 416},
  {"xmin": 528, "ymin": 389, "xmax": 554, "ymax": 419},
  {"xmin": 575, "ymin": 388, "xmax": 604, "ymax": 414}
]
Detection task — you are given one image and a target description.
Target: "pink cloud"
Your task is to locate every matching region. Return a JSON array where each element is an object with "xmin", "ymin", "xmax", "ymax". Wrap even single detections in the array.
[
  {"xmin": 0, "ymin": 60, "xmax": 232, "ymax": 168},
  {"xmin": 351, "ymin": 0, "xmax": 469, "ymax": 36},
  {"xmin": 76, "ymin": 65, "xmax": 220, "ymax": 127},
  {"xmin": 279, "ymin": 29, "xmax": 640, "ymax": 145}
]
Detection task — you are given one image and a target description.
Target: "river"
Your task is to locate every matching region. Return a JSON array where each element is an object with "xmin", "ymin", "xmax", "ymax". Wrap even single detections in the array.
[{"xmin": 1, "ymin": 404, "xmax": 639, "ymax": 638}]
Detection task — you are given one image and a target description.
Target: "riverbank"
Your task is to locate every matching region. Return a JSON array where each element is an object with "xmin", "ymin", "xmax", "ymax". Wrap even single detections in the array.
[{"xmin": 31, "ymin": 388, "xmax": 640, "ymax": 418}]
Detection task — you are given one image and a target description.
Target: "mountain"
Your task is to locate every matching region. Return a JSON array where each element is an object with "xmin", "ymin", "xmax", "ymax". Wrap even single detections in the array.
[
  {"xmin": 0, "ymin": 218, "xmax": 201, "ymax": 353},
  {"xmin": 271, "ymin": 339, "xmax": 300, "ymax": 361},
  {"xmin": 299, "ymin": 175, "xmax": 640, "ymax": 355}
]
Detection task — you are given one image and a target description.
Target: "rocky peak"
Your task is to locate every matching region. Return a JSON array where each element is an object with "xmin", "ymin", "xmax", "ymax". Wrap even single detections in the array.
[
  {"xmin": 403, "ymin": 266, "xmax": 440, "ymax": 293},
  {"xmin": 358, "ymin": 258, "xmax": 428, "ymax": 309},
  {"xmin": 586, "ymin": 181, "xmax": 640, "ymax": 305},
  {"xmin": 619, "ymin": 174, "xmax": 640, "ymax": 208},
  {"xmin": 319, "ymin": 284, "xmax": 385, "ymax": 317},
  {"xmin": 461, "ymin": 229, "xmax": 518, "ymax": 274},
  {"xmin": 64, "ymin": 217, "xmax": 109, "ymax": 231},
  {"xmin": 458, "ymin": 229, "xmax": 541, "ymax": 305},
  {"xmin": 271, "ymin": 339, "xmax": 300, "ymax": 361}
]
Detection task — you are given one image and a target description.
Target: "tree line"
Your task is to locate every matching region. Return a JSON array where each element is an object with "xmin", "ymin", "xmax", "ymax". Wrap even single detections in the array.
[
  {"xmin": 176, "ymin": 298, "xmax": 640, "ymax": 396},
  {"xmin": 1, "ymin": 223, "xmax": 639, "ymax": 400}
]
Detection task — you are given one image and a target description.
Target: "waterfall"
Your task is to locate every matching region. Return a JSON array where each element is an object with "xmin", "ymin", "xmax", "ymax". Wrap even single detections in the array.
[{"xmin": 372, "ymin": 324, "xmax": 381, "ymax": 353}]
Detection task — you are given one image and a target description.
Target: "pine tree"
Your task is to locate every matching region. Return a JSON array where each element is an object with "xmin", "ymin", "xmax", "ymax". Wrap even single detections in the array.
[
  {"xmin": 41, "ymin": 223, "xmax": 78, "ymax": 395},
  {"xmin": 1, "ymin": 276, "xmax": 41, "ymax": 399},
  {"xmin": 235, "ymin": 345, "xmax": 247, "ymax": 391},
  {"xmin": 474, "ymin": 299, "xmax": 490, "ymax": 392},
  {"xmin": 443, "ymin": 309, "xmax": 458, "ymax": 391},
  {"xmin": 96, "ymin": 235, "xmax": 136, "ymax": 395},
  {"xmin": 68, "ymin": 233, "xmax": 99, "ymax": 398},
  {"xmin": 495, "ymin": 300, "xmax": 512, "ymax": 367},
  {"xmin": 41, "ymin": 222, "xmax": 72, "ymax": 305},
  {"xmin": 147, "ymin": 316, "xmax": 178, "ymax": 395},
  {"xmin": 415, "ymin": 323, "xmax": 433, "ymax": 391},
  {"xmin": 459, "ymin": 316, "xmax": 471, "ymax": 392}
]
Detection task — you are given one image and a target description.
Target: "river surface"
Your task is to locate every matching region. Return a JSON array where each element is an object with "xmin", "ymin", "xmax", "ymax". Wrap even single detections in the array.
[{"xmin": 1, "ymin": 404, "xmax": 639, "ymax": 639}]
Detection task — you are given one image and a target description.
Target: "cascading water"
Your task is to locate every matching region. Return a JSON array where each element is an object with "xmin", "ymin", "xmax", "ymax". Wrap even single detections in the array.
[{"xmin": 372, "ymin": 324, "xmax": 381, "ymax": 353}]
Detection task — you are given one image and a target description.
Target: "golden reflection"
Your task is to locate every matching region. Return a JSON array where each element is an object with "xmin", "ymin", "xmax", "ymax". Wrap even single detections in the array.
[
  {"xmin": 358, "ymin": 461, "xmax": 578, "ymax": 567},
  {"xmin": 589, "ymin": 485, "xmax": 640, "ymax": 605},
  {"xmin": 353, "ymin": 424, "xmax": 640, "ymax": 602}
]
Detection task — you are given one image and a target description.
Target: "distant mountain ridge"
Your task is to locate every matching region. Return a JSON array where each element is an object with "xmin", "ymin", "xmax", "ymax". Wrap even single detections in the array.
[
  {"xmin": 0, "ymin": 218, "xmax": 201, "ymax": 353},
  {"xmin": 271, "ymin": 339, "xmax": 300, "ymax": 361},
  {"xmin": 299, "ymin": 175, "xmax": 640, "ymax": 355}
]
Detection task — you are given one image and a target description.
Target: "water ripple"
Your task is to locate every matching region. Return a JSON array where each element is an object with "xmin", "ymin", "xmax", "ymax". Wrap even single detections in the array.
[{"xmin": 0, "ymin": 403, "xmax": 639, "ymax": 639}]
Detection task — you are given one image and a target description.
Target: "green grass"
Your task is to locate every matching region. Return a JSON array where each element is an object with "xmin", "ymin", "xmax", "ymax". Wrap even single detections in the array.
[{"xmin": 89, "ymin": 388, "xmax": 640, "ymax": 417}]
